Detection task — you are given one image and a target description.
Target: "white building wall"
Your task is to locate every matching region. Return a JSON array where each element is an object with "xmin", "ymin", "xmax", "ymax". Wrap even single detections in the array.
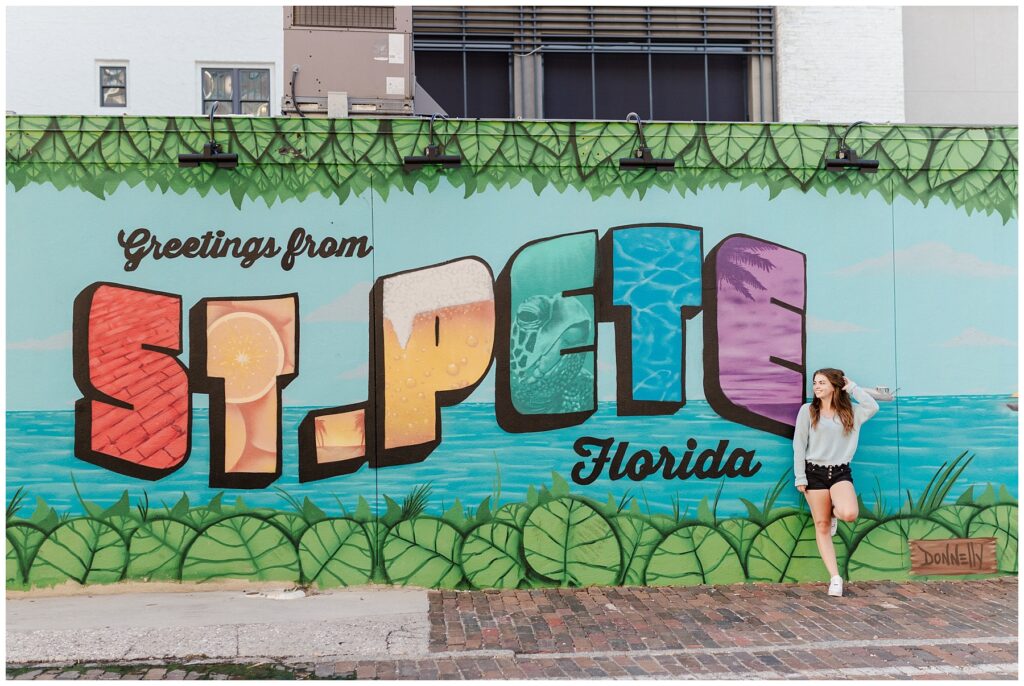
[
  {"xmin": 902, "ymin": 6, "xmax": 1018, "ymax": 125},
  {"xmin": 6, "ymin": 6, "xmax": 283, "ymax": 116},
  {"xmin": 775, "ymin": 6, "xmax": 906, "ymax": 123}
]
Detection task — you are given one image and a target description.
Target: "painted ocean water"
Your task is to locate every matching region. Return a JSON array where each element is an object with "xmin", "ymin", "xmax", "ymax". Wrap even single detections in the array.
[{"xmin": 6, "ymin": 396, "xmax": 1017, "ymax": 516}]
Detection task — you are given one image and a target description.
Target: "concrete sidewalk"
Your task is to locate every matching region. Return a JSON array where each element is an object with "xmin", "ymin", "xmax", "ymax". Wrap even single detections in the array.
[{"xmin": 6, "ymin": 577, "xmax": 1018, "ymax": 679}]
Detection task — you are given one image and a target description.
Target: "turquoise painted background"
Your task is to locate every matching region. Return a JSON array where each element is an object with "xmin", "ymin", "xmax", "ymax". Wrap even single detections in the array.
[{"xmin": 5, "ymin": 117, "xmax": 1017, "ymax": 589}]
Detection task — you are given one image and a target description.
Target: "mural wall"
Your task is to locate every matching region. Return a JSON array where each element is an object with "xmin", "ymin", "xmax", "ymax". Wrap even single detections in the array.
[{"xmin": 6, "ymin": 116, "xmax": 1018, "ymax": 590}]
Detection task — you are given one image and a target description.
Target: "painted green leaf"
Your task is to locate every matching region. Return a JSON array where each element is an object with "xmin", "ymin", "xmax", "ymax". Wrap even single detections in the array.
[
  {"xmin": 747, "ymin": 513, "xmax": 848, "ymax": 583},
  {"xmin": 847, "ymin": 517, "xmax": 955, "ymax": 581},
  {"xmin": 6, "ymin": 523, "xmax": 47, "ymax": 582},
  {"xmin": 612, "ymin": 514, "xmax": 663, "ymax": 586},
  {"xmin": 124, "ymin": 117, "xmax": 170, "ymax": 161},
  {"xmin": 882, "ymin": 127, "xmax": 932, "ymax": 174},
  {"xmin": 365, "ymin": 520, "xmax": 389, "ymax": 582},
  {"xmin": 181, "ymin": 515, "xmax": 299, "ymax": 582},
  {"xmin": 645, "ymin": 524, "xmax": 744, "ymax": 586},
  {"xmin": 103, "ymin": 514, "xmax": 140, "ymax": 543},
  {"xmin": 771, "ymin": 124, "xmax": 829, "ymax": 184},
  {"xmin": 523, "ymin": 498, "xmax": 620, "ymax": 586},
  {"xmin": 575, "ymin": 122, "xmax": 632, "ymax": 172},
  {"xmin": 7, "ymin": 538, "xmax": 22, "ymax": 587},
  {"xmin": 968, "ymin": 504, "xmax": 1018, "ymax": 573},
  {"xmin": 455, "ymin": 121, "xmax": 506, "ymax": 167},
  {"xmin": 461, "ymin": 522, "xmax": 524, "ymax": 589},
  {"xmin": 269, "ymin": 513, "xmax": 309, "ymax": 542},
  {"xmin": 382, "ymin": 517, "xmax": 463, "ymax": 588},
  {"xmin": 298, "ymin": 518, "xmax": 374, "ymax": 588},
  {"xmin": 647, "ymin": 123, "xmax": 696, "ymax": 162},
  {"xmin": 185, "ymin": 507, "xmax": 224, "ymax": 529},
  {"xmin": 127, "ymin": 518, "xmax": 197, "ymax": 581},
  {"xmin": 29, "ymin": 518, "xmax": 127, "ymax": 587},
  {"xmin": 929, "ymin": 505, "xmax": 980, "ymax": 539},
  {"xmin": 928, "ymin": 128, "xmax": 991, "ymax": 188},
  {"xmin": 705, "ymin": 123, "xmax": 761, "ymax": 167},
  {"xmin": 391, "ymin": 118, "xmax": 435, "ymax": 160},
  {"xmin": 716, "ymin": 517, "xmax": 761, "ymax": 563},
  {"xmin": 59, "ymin": 116, "xmax": 107, "ymax": 160},
  {"xmin": 842, "ymin": 125, "xmax": 886, "ymax": 164},
  {"xmin": 231, "ymin": 119, "xmax": 279, "ymax": 163},
  {"xmin": 6, "ymin": 123, "xmax": 47, "ymax": 161},
  {"xmin": 494, "ymin": 502, "xmax": 529, "ymax": 529}
]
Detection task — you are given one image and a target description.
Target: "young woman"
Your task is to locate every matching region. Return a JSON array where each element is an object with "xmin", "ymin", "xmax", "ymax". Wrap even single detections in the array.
[{"xmin": 793, "ymin": 368, "xmax": 879, "ymax": 597}]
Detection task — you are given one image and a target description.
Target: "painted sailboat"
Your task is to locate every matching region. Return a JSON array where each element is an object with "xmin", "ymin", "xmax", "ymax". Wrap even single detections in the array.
[{"xmin": 864, "ymin": 386, "xmax": 899, "ymax": 402}]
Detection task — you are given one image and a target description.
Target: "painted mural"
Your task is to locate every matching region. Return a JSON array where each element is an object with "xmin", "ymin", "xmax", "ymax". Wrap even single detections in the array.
[{"xmin": 6, "ymin": 116, "xmax": 1018, "ymax": 591}]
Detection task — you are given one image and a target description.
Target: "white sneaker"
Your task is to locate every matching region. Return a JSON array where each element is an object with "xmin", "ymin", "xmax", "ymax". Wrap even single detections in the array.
[
  {"xmin": 829, "ymin": 516, "xmax": 838, "ymax": 537},
  {"xmin": 828, "ymin": 575, "xmax": 844, "ymax": 597}
]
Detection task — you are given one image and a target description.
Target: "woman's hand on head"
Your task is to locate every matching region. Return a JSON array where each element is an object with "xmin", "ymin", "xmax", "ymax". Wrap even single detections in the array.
[{"xmin": 842, "ymin": 376, "xmax": 855, "ymax": 391}]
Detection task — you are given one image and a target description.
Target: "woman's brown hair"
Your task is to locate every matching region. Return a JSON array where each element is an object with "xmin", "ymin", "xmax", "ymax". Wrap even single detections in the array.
[{"xmin": 809, "ymin": 367, "xmax": 855, "ymax": 434}]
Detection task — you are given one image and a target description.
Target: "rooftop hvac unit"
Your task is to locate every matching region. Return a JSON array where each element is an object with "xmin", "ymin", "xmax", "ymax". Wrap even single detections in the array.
[{"xmin": 283, "ymin": 6, "xmax": 415, "ymax": 117}]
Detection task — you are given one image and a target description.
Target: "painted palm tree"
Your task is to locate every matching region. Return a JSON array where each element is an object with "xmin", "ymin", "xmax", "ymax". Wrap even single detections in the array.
[{"xmin": 715, "ymin": 239, "xmax": 778, "ymax": 301}]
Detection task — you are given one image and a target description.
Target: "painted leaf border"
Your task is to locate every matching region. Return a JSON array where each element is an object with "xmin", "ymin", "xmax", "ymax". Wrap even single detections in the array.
[{"xmin": 6, "ymin": 117, "xmax": 1017, "ymax": 222}]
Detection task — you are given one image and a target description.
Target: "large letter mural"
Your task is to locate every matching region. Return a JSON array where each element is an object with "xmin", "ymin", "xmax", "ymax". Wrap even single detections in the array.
[
  {"xmin": 703, "ymin": 235, "xmax": 807, "ymax": 437},
  {"xmin": 299, "ymin": 258, "xmax": 495, "ymax": 480},
  {"xmin": 374, "ymin": 258, "xmax": 495, "ymax": 466},
  {"xmin": 73, "ymin": 283, "xmax": 191, "ymax": 479},
  {"xmin": 189, "ymin": 295, "xmax": 298, "ymax": 488},
  {"xmin": 496, "ymin": 232, "xmax": 598, "ymax": 432},
  {"xmin": 599, "ymin": 224, "xmax": 703, "ymax": 415}
]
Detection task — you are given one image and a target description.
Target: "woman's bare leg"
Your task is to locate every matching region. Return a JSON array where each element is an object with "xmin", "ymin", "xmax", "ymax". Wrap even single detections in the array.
[
  {"xmin": 805, "ymin": 488, "xmax": 839, "ymax": 578},
  {"xmin": 830, "ymin": 481, "xmax": 859, "ymax": 523}
]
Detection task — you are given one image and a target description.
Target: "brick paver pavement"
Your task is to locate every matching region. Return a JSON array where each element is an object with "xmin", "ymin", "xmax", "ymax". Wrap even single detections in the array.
[{"xmin": 7, "ymin": 577, "xmax": 1017, "ymax": 679}]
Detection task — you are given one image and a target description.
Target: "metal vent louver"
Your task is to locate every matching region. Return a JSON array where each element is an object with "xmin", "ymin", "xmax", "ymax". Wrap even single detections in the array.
[
  {"xmin": 412, "ymin": 6, "xmax": 774, "ymax": 54},
  {"xmin": 294, "ymin": 6, "xmax": 396, "ymax": 30}
]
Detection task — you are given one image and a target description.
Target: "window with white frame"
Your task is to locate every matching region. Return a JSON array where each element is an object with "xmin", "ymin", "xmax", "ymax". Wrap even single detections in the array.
[
  {"xmin": 201, "ymin": 67, "xmax": 270, "ymax": 115},
  {"xmin": 99, "ymin": 66, "xmax": 127, "ymax": 108}
]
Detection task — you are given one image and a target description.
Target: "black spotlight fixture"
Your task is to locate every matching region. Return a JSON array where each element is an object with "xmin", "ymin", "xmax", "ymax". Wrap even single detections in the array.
[
  {"xmin": 824, "ymin": 120, "xmax": 879, "ymax": 173},
  {"xmin": 178, "ymin": 102, "xmax": 239, "ymax": 169},
  {"xmin": 619, "ymin": 112, "xmax": 675, "ymax": 172},
  {"xmin": 403, "ymin": 113, "xmax": 462, "ymax": 172}
]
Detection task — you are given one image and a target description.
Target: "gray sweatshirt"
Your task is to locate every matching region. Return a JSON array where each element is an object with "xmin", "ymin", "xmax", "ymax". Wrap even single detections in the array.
[{"xmin": 792, "ymin": 383, "xmax": 880, "ymax": 488}]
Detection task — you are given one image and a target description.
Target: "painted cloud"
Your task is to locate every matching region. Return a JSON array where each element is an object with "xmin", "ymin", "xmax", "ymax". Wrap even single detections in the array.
[
  {"xmin": 835, "ymin": 242, "xmax": 1015, "ymax": 279},
  {"xmin": 8, "ymin": 330, "xmax": 72, "ymax": 350},
  {"xmin": 807, "ymin": 316, "xmax": 870, "ymax": 333},
  {"xmin": 308, "ymin": 281, "xmax": 372, "ymax": 322},
  {"xmin": 938, "ymin": 327, "xmax": 1015, "ymax": 348}
]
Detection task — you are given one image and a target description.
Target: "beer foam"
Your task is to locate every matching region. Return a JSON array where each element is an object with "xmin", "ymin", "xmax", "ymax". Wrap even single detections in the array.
[{"xmin": 382, "ymin": 259, "xmax": 493, "ymax": 348}]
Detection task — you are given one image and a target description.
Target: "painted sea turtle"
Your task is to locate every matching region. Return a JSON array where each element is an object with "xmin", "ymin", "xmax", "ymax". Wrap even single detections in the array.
[{"xmin": 509, "ymin": 294, "xmax": 594, "ymax": 414}]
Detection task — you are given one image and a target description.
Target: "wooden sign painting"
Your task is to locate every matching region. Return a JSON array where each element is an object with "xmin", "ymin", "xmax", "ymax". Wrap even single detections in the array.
[{"xmin": 909, "ymin": 538, "xmax": 997, "ymax": 575}]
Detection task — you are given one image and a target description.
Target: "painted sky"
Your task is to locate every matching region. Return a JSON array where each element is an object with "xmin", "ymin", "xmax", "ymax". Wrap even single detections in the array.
[{"xmin": 6, "ymin": 178, "xmax": 1017, "ymax": 410}]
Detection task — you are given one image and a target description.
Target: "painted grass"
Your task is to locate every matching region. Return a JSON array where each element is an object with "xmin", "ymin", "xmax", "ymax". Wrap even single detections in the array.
[{"xmin": 6, "ymin": 452, "xmax": 1017, "ymax": 590}]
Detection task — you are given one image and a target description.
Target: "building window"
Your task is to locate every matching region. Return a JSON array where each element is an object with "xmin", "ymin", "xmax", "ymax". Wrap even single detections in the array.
[
  {"xmin": 544, "ymin": 50, "xmax": 748, "ymax": 121},
  {"xmin": 414, "ymin": 51, "xmax": 511, "ymax": 118},
  {"xmin": 100, "ymin": 66, "xmax": 127, "ymax": 108},
  {"xmin": 201, "ymin": 68, "xmax": 270, "ymax": 115},
  {"xmin": 412, "ymin": 6, "xmax": 775, "ymax": 121}
]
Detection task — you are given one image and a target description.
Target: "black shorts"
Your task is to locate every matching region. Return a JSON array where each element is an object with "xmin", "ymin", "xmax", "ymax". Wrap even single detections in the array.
[{"xmin": 805, "ymin": 462, "xmax": 853, "ymax": 490}]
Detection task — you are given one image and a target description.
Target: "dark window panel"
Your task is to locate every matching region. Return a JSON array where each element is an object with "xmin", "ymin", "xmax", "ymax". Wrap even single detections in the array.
[
  {"xmin": 203, "ymin": 100, "xmax": 231, "ymax": 116},
  {"xmin": 651, "ymin": 53, "xmax": 706, "ymax": 120},
  {"xmin": 202, "ymin": 68, "xmax": 233, "ymax": 100},
  {"xmin": 543, "ymin": 52, "xmax": 593, "ymax": 119},
  {"xmin": 100, "ymin": 66, "xmax": 125, "ymax": 87},
  {"xmin": 465, "ymin": 51, "xmax": 510, "ymax": 118},
  {"xmin": 415, "ymin": 51, "xmax": 465, "ymax": 117},
  {"xmin": 240, "ymin": 70, "xmax": 270, "ymax": 101},
  {"xmin": 101, "ymin": 87, "xmax": 126, "ymax": 107},
  {"xmin": 708, "ymin": 54, "xmax": 748, "ymax": 121},
  {"xmin": 594, "ymin": 52, "xmax": 649, "ymax": 120}
]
